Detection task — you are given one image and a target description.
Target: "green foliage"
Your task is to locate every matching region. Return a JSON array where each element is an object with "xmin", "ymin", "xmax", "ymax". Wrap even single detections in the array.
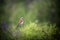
[
  {"xmin": 18, "ymin": 22, "xmax": 56, "ymax": 40},
  {"xmin": 8, "ymin": 22, "xmax": 56, "ymax": 40}
]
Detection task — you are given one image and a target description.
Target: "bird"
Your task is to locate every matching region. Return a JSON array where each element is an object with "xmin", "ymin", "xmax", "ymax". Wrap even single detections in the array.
[
  {"xmin": 17, "ymin": 17, "xmax": 24, "ymax": 29},
  {"xmin": 18, "ymin": 17, "xmax": 24, "ymax": 25}
]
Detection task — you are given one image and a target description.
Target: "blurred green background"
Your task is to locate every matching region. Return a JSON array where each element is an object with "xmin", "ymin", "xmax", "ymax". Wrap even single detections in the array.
[{"xmin": 0, "ymin": 0, "xmax": 60, "ymax": 40}]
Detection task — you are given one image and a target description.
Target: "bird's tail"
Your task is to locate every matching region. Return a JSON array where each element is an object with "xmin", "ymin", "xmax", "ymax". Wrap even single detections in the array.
[{"xmin": 16, "ymin": 23, "xmax": 21, "ymax": 29}]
